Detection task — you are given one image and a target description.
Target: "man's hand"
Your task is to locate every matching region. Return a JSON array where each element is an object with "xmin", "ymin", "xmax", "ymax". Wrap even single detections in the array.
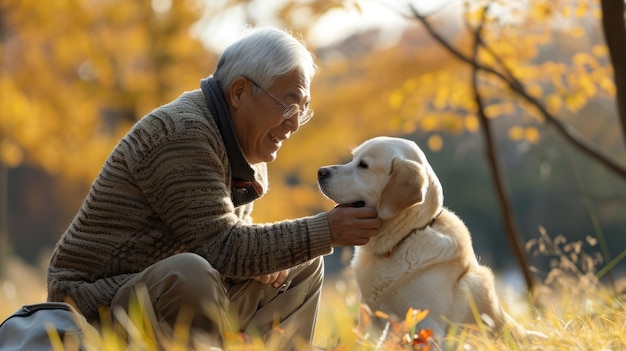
[
  {"xmin": 327, "ymin": 206, "xmax": 381, "ymax": 246},
  {"xmin": 252, "ymin": 269, "xmax": 290, "ymax": 289}
]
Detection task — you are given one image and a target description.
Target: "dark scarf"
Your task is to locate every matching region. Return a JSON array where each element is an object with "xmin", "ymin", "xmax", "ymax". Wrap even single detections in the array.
[{"xmin": 200, "ymin": 76, "xmax": 263, "ymax": 207}]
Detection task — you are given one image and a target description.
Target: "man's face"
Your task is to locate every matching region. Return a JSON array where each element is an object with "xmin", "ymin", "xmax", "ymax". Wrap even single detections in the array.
[{"xmin": 230, "ymin": 69, "xmax": 311, "ymax": 164}]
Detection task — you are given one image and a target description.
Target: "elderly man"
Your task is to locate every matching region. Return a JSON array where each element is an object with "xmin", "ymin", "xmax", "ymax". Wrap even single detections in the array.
[{"xmin": 47, "ymin": 26, "xmax": 380, "ymax": 348}]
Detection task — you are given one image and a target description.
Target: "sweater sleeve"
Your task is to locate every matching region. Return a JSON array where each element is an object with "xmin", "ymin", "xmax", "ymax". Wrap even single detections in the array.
[{"xmin": 128, "ymin": 109, "xmax": 333, "ymax": 278}]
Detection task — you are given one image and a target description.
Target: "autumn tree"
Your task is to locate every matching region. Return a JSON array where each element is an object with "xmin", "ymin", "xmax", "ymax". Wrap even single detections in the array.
[
  {"xmin": 0, "ymin": 0, "xmax": 218, "ymax": 269},
  {"xmin": 0, "ymin": 0, "xmax": 218, "ymax": 180}
]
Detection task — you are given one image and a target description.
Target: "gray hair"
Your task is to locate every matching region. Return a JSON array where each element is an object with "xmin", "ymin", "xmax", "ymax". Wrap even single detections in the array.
[{"xmin": 213, "ymin": 26, "xmax": 317, "ymax": 92}]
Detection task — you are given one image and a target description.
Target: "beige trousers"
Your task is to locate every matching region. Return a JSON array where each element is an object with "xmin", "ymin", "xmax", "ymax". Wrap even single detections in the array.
[{"xmin": 110, "ymin": 253, "xmax": 323, "ymax": 348}]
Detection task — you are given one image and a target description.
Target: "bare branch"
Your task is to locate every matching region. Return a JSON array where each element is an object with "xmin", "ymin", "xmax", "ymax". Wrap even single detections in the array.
[{"xmin": 409, "ymin": 5, "xmax": 626, "ymax": 181}]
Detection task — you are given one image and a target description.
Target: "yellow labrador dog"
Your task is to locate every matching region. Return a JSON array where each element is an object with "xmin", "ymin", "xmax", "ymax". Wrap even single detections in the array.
[{"xmin": 318, "ymin": 136, "xmax": 535, "ymax": 339}]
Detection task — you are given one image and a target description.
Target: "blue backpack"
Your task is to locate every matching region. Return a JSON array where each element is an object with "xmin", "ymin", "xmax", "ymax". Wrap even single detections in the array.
[{"xmin": 0, "ymin": 302, "xmax": 91, "ymax": 350}]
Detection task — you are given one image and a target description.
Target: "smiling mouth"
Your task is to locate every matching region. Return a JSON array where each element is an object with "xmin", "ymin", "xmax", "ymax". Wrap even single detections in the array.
[{"xmin": 270, "ymin": 134, "xmax": 286, "ymax": 145}]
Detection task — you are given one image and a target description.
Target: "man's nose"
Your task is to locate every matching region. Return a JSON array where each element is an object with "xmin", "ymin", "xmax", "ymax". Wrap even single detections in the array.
[{"xmin": 283, "ymin": 115, "xmax": 300, "ymax": 133}]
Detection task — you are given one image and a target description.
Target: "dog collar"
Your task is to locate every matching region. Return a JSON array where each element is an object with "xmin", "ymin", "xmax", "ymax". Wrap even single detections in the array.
[
  {"xmin": 383, "ymin": 208, "xmax": 444, "ymax": 258},
  {"xmin": 418, "ymin": 208, "xmax": 444, "ymax": 231}
]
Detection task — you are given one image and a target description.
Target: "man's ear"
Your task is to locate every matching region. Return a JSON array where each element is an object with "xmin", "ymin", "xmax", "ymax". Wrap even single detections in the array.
[
  {"xmin": 228, "ymin": 76, "xmax": 249, "ymax": 109},
  {"xmin": 377, "ymin": 157, "xmax": 427, "ymax": 220}
]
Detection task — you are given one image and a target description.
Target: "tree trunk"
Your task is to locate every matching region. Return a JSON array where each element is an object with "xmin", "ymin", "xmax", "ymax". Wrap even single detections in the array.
[
  {"xmin": 0, "ymin": 162, "xmax": 8, "ymax": 277},
  {"xmin": 601, "ymin": 0, "xmax": 626, "ymax": 146}
]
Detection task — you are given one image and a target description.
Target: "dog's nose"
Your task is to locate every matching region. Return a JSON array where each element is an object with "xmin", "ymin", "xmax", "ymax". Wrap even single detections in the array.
[{"xmin": 318, "ymin": 167, "xmax": 331, "ymax": 180}]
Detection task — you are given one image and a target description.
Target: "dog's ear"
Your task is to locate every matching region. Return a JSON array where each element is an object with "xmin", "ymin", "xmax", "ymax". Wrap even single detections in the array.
[{"xmin": 378, "ymin": 157, "xmax": 427, "ymax": 219}]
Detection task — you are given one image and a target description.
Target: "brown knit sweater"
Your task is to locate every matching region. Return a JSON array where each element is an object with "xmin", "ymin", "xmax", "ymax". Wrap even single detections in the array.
[{"xmin": 47, "ymin": 89, "xmax": 333, "ymax": 322}]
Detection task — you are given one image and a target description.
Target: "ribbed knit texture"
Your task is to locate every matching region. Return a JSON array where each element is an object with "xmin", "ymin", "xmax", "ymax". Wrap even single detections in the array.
[{"xmin": 47, "ymin": 89, "xmax": 333, "ymax": 322}]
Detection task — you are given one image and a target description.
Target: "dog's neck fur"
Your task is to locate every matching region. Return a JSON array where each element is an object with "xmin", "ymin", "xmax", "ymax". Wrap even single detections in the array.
[
  {"xmin": 381, "ymin": 208, "xmax": 443, "ymax": 257},
  {"xmin": 368, "ymin": 180, "xmax": 443, "ymax": 256}
]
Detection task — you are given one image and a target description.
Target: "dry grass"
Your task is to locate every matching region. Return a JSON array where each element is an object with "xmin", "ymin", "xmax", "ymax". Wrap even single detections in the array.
[
  {"xmin": 1, "ymin": 232, "xmax": 625, "ymax": 350},
  {"xmin": 314, "ymin": 265, "xmax": 625, "ymax": 351}
]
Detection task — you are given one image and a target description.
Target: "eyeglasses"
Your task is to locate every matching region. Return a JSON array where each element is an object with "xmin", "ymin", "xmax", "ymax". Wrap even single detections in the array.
[{"xmin": 244, "ymin": 77, "xmax": 314, "ymax": 126}]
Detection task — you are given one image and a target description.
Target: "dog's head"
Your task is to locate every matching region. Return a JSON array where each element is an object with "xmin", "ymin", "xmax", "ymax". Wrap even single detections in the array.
[{"xmin": 318, "ymin": 137, "xmax": 443, "ymax": 220}]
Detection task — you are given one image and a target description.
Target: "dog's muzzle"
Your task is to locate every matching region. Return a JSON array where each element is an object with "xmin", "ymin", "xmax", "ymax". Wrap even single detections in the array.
[
  {"xmin": 317, "ymin": 166, "xmax": 333, "ymax": 198},
  {"xmin": 318, "ymin": 167, "xmax": 365, "ymax": 208},
  {"xmin": 317, "ymin": 167, "xmax": 332, "ymax": 182}
]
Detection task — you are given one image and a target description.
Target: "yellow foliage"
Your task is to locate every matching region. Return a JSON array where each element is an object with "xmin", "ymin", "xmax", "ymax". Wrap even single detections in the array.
[
  {"xmin": 427, "ymin": 135, "xmax": 443, "ymax": 152},
  {"xmin": 0, "ymin": 0, "xmax": 618, "ymax": 222},
  {"xmin": 574, "ymin": 2, "xmax": 589, "ymax": 18},
  {"xmin": 509, "ymin": 126, "xmax": 541, "ymax": 144},
  {"xmin": 573, "ymin": 52, "xmax": 598, "ymax": 68},
  {"xmin": 592, "ymin": 44, "xmax": 608, "ymax": 56},
  {"xmin": 525, "ymin": 126, "xmax": 541, "ymax": 143},
  {"xmin": 565, "ymin": 93, "xmax": 588, "ymax": 112},
  {"xmin": 569, "ymin": 26, "xmax": 586, "ymax": 38},
  {"xmin": 389, "ymin": 90, "xmax": 404, "ymax": 109},
  {"xmin": 527, "ymin": 84, "xmax": 544, "ymax": 98},
  {"xmin": 562, "ymin": 5, "xmax": 573, "ymax": 17},
  {"xmin": 546, "ymin": 94, "xmax": 563, "ymax": 114},
  {"xmin": 484, "ymin": 104, "xmax": 503, "ymax": 118},
  {"xmin": 598, "ymin": 75, "xmax": 617, "ymax": 95},
  {"xmin": 403, "ymin": 78, "xmax": 420, "ymax": 92},
  {"xmin": 531, "ymin": 2, "xmax": 553, "ymax": 20},
  {"xmin": 464, "ymin": 115, "xmax": 480, "ymax": 133},
  {"xmin": 420, "ymin": 115, "xmax": 439, "ymax": 132},
  {"xmin": 508, "ymin": 126, "xmax": 525, "ymax": 141},
  {"xmin": 579, "ymin": 73, "xmax": 597, "ymax": 97},
  {"xmin": 0, "ymin": 139, "xmax": 23, "ymax": 167},
  {"xmin": 1, "ymin": 0, "xmax": 217, "ymax": 184}
]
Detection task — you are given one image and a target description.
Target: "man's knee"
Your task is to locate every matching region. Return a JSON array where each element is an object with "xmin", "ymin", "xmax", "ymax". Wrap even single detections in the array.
[
  {"xmin": 152, "ymin": 253, "xmax": 226, "ymax": 305},
  {"xmin": 161, "ymin": 253, "xmax": 219, "ymax": 281},
  {"xmin": 112, "ymin": 253, "xmax": 228, "ymax": 330}
]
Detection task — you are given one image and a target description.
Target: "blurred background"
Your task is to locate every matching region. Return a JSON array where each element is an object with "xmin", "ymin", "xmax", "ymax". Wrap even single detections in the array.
[{"xmin": 1, "ymin": 0, "xmax": 625, "ymax": 303}]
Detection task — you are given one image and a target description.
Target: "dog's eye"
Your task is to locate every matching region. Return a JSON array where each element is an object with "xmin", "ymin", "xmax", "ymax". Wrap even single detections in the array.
[{"xmin": 358, "ymin": 161, "xmax": 368, "ymax": 169}]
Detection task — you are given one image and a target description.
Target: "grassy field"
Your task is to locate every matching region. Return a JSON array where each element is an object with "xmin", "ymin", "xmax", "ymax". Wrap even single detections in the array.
[{"xmin": 1, "ymin": 248, "xmax": 624, "ymax": 350}]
